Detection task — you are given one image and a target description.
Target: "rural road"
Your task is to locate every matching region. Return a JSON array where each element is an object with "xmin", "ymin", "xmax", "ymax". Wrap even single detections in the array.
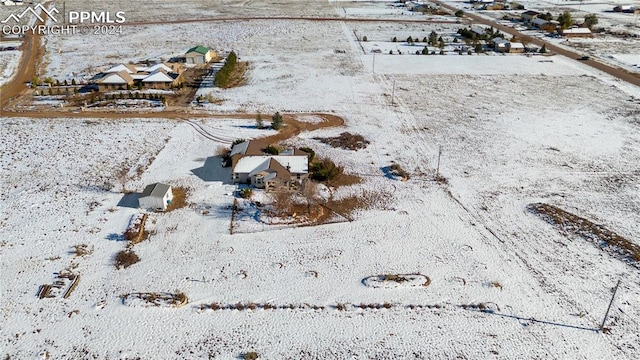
[{"xmin": 433, "ymin": 1, "xmax": 640, "ymax": 88}]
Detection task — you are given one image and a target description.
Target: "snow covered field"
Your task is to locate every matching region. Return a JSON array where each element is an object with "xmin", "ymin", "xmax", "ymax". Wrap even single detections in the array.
[
  {"xmin": 2, "ymin": 1, "xmax": 640, "ymax": 359},
  {"xmin": 0, "ymin": 49, "xmax": 20, "ymax": 86}
]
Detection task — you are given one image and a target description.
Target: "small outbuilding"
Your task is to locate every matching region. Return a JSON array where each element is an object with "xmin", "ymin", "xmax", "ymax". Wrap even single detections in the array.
[
  {"xmin": 138, "ymin": 183, "xmax": 173, "ymax": 211},
  {"xmin": 185, "ymin": 45, "xmax": 215, "ymax": 64}
]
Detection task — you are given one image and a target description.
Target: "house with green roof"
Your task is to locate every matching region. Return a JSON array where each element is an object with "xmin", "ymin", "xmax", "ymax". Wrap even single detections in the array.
[{"xmin": 185, "ymin": 45, "xmax": 215, "ymax": 64}]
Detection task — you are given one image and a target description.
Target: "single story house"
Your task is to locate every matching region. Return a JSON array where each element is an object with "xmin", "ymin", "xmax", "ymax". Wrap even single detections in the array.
[
  {"xmin": 138, "ymin": 183, "xmax": 173, "ymax": 211},
  {"xmin": 230, "ymin": 140, "xmax": 309, "ymax": 192},
  {"xmin": 185, "ymin": 45, "xmax": 216, "ymax": 64},
  {"xmin": 521, "ymin": 10, "xmax": 540, "ymax": 23},
  {"xmin": 93, "ymin": 62, "xmax": 182, "ymax": 90},
  {"xmin": 508, "ymin": 42, "xmax": 525, "ymax": 53},
  {"xmin": 560, "ymin": 28, "xmax": 592, "ymax": 38},
  {"xmin": 492, "ymin": 38, "xmax": 524, "ymax": 53}
]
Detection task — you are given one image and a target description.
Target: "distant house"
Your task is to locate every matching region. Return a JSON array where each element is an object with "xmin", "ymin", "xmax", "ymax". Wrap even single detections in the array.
[
  {"xmin": 138, "ymin": 183, "xmax": 173, "ymax": 211},
  {"xmin": 492, "ymin": 37, "xmax": 510, "ymax": 52},
  {"xmin": 560, "ymin": 27, "xmax": 592, "ymax": 38},
  {"xmin": 492, "ymin": 38, "xmax": 524, "ymax": 53},
  {"xmin": 230, "ymin": 140, "xmax": 309, "ymax": 192},
  {"xmin": 613, "ymin": 5, "xmax": 637, "ymax": 13},
  {"xmin": 521, "ymin": 10, "xmax": 540, "ymax": 23},
  {"xmin": 471, "ymin": 26, "xmax": 486, "ymax": 37},
  {"xmin": 185, "ymin": 45, "xmax": 215, "ymax": 64},
  {"xmin": 508, "ymin": 42, "xmax": 525, "ymax": 53}
]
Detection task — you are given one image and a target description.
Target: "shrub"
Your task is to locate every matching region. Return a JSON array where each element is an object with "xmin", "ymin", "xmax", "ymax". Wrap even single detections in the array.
[
  {"xmin": 244, "ymin": 352, "xmax": 259, "ymax": 360},
  {"xmin": 455, "ymin": 10, "xmax": 464, "ymax": 17},
  {"xmin": 232, "ymin": 138, "xmax": 247, "ymax": 147},
  {"xmin": 392, "ymin": 36, "xmax": 397, "ymax": 42},
  {"xmin": 239, "ymin": 188, "xmax": 252, "ymax": 198},
  {"xmin": 362, "ymin": 35, "xmax": 368, "ymax": 42},
  {"xmin": 310, "ymin": 159, "xmax": 343, "ymax": 182},
  {"xmin": 262, "ymin": 145, "xmax": 279, "ymax": 155},
  {"xmin": 298, "ymin": 147, "xmax": 315, "ymax": 162},
  {"xmin": 115, "ymin": 250, "xmax": 140, "ymax": 269},
  {"xmin": 255, "ymin": 113, "xmax": 264, "ymax": 129}
]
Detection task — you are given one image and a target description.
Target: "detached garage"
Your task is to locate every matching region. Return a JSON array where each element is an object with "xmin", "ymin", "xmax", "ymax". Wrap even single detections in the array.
[
  {"xmin": 138, "ymin": 183, "xmax": 173, "ymax": 211},
  {"xmin": 185, "ymin": 45, "xmax": 215, "ymax": 64}
]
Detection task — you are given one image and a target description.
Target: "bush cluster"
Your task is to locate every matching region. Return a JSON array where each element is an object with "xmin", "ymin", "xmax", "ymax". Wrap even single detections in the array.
[{"xmin": 310, "ymin": 159, "xmax": 343, "ymax": 182}]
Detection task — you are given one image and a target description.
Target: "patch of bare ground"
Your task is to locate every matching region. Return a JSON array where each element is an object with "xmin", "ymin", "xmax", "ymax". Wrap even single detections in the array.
[
  {"xmin": 327, "ymin": 188, "xmax": 394, "ymax": 220},
  {"xmin": 166, "ymin": 187, "xmax": 190, "ymax": 212},
  {"xmin": 528, "ymin": 203, "xmax": 640, "ymax": 266},
  {"xmin": 327, "ymin": 173, "xmax": 362, "ymax": 188},
  {"xmin": 314, "ymin": 132, "xmax": 370, "ymax": 151}
]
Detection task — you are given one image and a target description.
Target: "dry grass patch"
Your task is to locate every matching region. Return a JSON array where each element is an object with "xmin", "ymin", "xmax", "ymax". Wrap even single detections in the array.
[
  {"xmin": 166, "ymin": 187, "xmax": 190, "ymax": 212},
  {"xmin": 123, "ymin": 291, "xmax": 188, "ymax": 308},
  {"xmin": 315, "ymin": 132, "xmax": 370, "ymax": 151},
  {"xmin": 528, "ymin": 203, "xmax": 640, "ymax": 265},
  {"xmin": 115, "ymin": 250, "xmax": 140, "ymax": 269},
  {"xmin": 71, "ymin": 244, "xmax": 93, "ymax": 257},
  {"xmin": 389, "ymin": 163, "xmax": 410, "ymax": 181}
]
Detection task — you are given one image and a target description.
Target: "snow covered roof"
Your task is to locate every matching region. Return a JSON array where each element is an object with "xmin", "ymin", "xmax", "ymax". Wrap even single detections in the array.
[
  {"xmin": 105, "ymin": 64, "xmax": 138, "ymax": 74},
  {"xmin": 230, "ymin": 141, "xmax": 251, "ymax": 156},
  {"xmin": 140, "ymin": 183, "xmax": 171, "ymax": 199},
  {"xmin": 509, "ymin": 42, "xmax": 525, "ymax": 49},
  {"xmin": 143, "ymin": 63, "xmax": 173, "ymax": 73},
  {"xmin": 142, "ymin": 69, "xmax": 175, "ymax": 83},
  {"xmin": 492, "ymin": 37, "xmax": 509, "ymax": 45},
  {"xmin": 562, "ymin": 28, "xmax": 592, "ymax": 34},
  {"xmin": 532, "ymin": 18, "xmax": 549, "ymax": 26},
  {"xmin": 234, "ymin": 155, "xmax": 308, "ymax": 175},
  {"xmin": 97, "ymin": 70, "xmax": 134, "ymax": 84}
]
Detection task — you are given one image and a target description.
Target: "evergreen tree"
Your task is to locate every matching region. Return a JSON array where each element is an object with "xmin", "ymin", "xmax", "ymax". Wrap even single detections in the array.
[{"xmin": 271, "ymin": 112, "xmax": 284, "ymax": 130}]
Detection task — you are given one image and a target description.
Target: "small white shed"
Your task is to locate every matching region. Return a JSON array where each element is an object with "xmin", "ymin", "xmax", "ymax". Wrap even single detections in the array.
[{"xmin": 138, "ymin": 183, "xmax": 173, "ymax": 211}]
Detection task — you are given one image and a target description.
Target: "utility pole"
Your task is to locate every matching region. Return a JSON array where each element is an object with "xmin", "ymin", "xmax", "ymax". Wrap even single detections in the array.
[
  {"xmin": 600, "ymin": 280, "xmax": 621, "ymax": 332},
  {"xmin": 436, "ymin": 145, "xmax": 442, "ymax": 178},
  {"xmin": 391, "ymin": 80, "xmax": 395, "ymax": 106},
  {"xmin": 372, "ymin": 53, "xmax": 375, "ymax": 74}
]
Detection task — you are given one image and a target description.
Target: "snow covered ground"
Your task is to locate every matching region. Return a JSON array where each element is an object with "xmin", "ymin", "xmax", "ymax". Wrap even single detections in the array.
[
  {"xmin": 2, "ymin": 1, "xmax": 640, "ymax": 359},
  {"xmin": 0, "ymin": 49, "xmax": 21, "ymax": 86}
]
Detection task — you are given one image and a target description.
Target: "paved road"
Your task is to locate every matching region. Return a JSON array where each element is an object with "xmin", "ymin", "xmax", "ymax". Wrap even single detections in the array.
[{"xmin": 433, "ymin": 1, "xmax": 640, "ymax": 88}]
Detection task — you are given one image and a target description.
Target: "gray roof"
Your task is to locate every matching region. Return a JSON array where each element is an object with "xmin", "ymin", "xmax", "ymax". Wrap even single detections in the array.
[
  {"xmin": 140, "ymin": 183, "xmax": 171, "ymax": 198},
  {"xmin": 230, "ymin": 141, "xmax": 250, "ymax": 156}
]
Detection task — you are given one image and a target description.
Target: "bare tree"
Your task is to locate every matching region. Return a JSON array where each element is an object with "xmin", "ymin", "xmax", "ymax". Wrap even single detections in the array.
[{"xmin": 117, "ymin": 167, "xmax": 130, "ymax": 193}]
